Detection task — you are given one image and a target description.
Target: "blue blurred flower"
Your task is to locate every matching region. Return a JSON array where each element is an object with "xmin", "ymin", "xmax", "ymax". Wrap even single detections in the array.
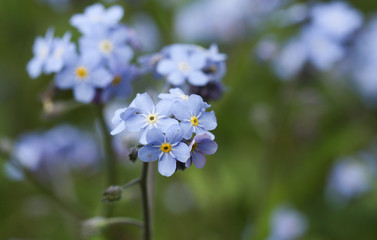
[
  {"xmin": 45, "ymin": 32, "xmax": 76, "ymax": 74},
  {"xmin": 327, "ymin": 156, "xmax": 376, "ymax": 200},
  {"xmin": 70, "ymin": 3, "xmax": 124, "ymax": 34},
  {"xmin": 27, "ymin": 28, "xmax": 54, "ymax": 78},
  {"xmin": 110, "ymin": 93, "xmax": 178, "ymax": 144},
  {"xmin": 172, "ymin": 94, "xmax": 217, "ymax": 139},
  {"xmin": 269, "ymin": 206, "xmax": 307, "ymax": 240},
  {"xmin": 79, "ymin": 26, "xmax": 134, "ymax": 70},
  {"xmin": 10, "ymin": 125, "xmax": 100, "ymax": 174},
  {"xmin": 158, "ymin": 88, "xmax": 211, "ymax": 108},
  {"xmin": 186, "ymin": 133, "xmax": 218, "ymax": 169},
  {"xmin": 138, "ymin": 125, "xmax": 190, "ymax": 177},
  {"xmin": 101, "ymin": 64, "xmax": 138, "ymax": 102},
  {"xmin": 310, "ymin": 1, "xmax": 362, "ymax": 41},
  {"xmin": 54, "ymin": 51, "xmax": 112, "ymax": 103},
  {"xmin": 157, "ymin": 44, "xmax": 208, "ymax": 86}
]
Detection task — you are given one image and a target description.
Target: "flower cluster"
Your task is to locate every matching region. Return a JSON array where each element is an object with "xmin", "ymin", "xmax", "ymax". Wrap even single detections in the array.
[
  {"xmin": 27, "ymin": 3, "xmax": 138, "ymax": 103},
  {"xmin": 257, "ymin": 1, "xmax": 363, "ymax": 80},
  {"xmin": 111, "ymin": 89, "xmax": 218, "ymax": 176},
  {"xmin": 9, "ymin": 125, "xmax": 100, "ymax": 175},
  {"xmin": 140, "ymin": 44, "xmax": 226, "ymax": 99}
]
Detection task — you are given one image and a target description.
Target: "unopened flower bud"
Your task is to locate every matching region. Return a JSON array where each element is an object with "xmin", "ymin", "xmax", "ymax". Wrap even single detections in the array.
[
  {"xmin": 102, "ymin": 186, "xmax": 122, "ymax": 203},
  {"xmin": 128, "ymin": 147, "xmax": 139, "ymax": 163},
  {"xmin": 81, "ymin": 217, "xmax": 106, "ymax": 238},
  {"xmin": 189, "ymin": 82, "xmax": 224, "ymax": 102}
]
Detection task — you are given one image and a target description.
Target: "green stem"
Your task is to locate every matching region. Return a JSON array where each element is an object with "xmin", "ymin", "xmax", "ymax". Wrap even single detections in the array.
[
  {"xmin": 96, "ymin": 104, "xmax": 118, "ymax": 187},
  {"xmin": 122, "ymin": 178, "xmax": 140, "ymax": 189},
  {"xmin": 140, "ymin": 162, "xmax": 151, "ymax": 240}
]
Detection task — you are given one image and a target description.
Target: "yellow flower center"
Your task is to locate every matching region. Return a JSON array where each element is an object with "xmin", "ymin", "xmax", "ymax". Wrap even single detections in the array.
[
  {"xmin": 99, "ymin": 39, "xmax": 113, "ymax": 54},
  {"xmin": 178, "ymin": 61, "xmax": 190, "ymax": 73},
  {"xmin": 147, "ymin": 114, "xmax": 158, "ymax": 124},
  {"xmin": 160, "ymin": 143, "xmax": 172, "ymax": 153},
  {"xmin": 112, "ymin": 75, "xmax": 122, "ymax": 86},
  {"xmin": 75, "ymin": 66, "xmax": 88, "ymax": 80},
  {"xmin": 179, "ymin": 94, "xmax": 189, "ymax": 100},
  {"xmin": 190, "ymin": 116, "xmax": 199, "ymax": 126}
]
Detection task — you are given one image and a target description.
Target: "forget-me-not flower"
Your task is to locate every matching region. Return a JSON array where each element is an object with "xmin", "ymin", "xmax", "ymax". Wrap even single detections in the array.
[
  {"xmin": 45, "ymin": 32, "xmax": 76, "ymax": 74},
  {"xmin": 186, "ymin": 133, "xmax": 218, "ymax": 169},
  {"xmin": 55, "ymin": 51, "xmax": 112, "ymax": 103},
  {"xmin": 172, "ymin": 94, "xmax": 217, "ymax": 139},
  {"xmin": 101, "ymin": 64, "xmax": 138, "ymax": 102},
  {"xmin": 138, "ymin": 125, "xmax": 190, "ymax": 177},
  {"xmin": 158, "ymin": 88, "xmax": 211, "ymax": 109},
  {"xmin": 110, "ymin": 93, "xmax": 178, "ymax": 144},
  {"xmin": 27, "ymin": 28, "xmax": 54, "ymax": 78},
  {"xmin": 269, "ymin": 206, "xmax": 308, "ymax": 240},
  {"xmin": 79, "ymin": 26, "xmax": 134, "ymax": 70},
  {"xmin": 157, "ymin": 45, "xmax": 208, "ymax": 86},
  {"xmin": 70, "ymin": 3, "xmax": 124, "ymax": 34}
]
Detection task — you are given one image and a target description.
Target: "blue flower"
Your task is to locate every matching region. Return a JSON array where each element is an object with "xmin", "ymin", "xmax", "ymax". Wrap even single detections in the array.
[
  {"xmin": 156, "ymin": 44, "xmax": 208, "ymax": 86},
  {"xmin": 138, "ymin": 125, "xmax": 190, "ymax": 177},
  {"xmin": 269, "ymin": 206, "xmax": 307, "ymax": 240},
  {"xmin": 45, "ymin": 32, "xmax": 76, "ymax": 74},
  {"xmin": 79, "ymin": 26, "xmax": 134, "ymax": 70},
  {"xmin": 70, "ymin": 3, "xmax": 124, "ymax": 34},
  {"xmin": 54, "ymin": 51, "xmax": 112, "ymax": 103},
  {"xmin": 186, "ymin": 133, "xmax": 218, "ymax": 169},
  {"xmin": 101, "ymin": 64, "xmax": 138, "ymax": 102},
  {"xmin": 111, "ymin": 93, "xmax": 178, "ymax": 144},
  {"xmin": 172, "ymin": 94, "xmax": 217, "ymax": 139},
  {"xmin": 27, "ymin": 28, "xmax": 54, "ymax": 78},
  {"xmin": 158, "ymin": 88, "xmax": 210, "ymax": 108}
]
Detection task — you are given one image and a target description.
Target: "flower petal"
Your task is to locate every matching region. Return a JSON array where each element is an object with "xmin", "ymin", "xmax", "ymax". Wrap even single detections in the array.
[
  {"xmin": 110, "ymin": 122, "xmax": 125, "ymax": 135},
  {"xmin": 134, "ymin": 93, "xmax": 154, "ymax": 114},
  {"xmin": 187, "ymin": 94, "xmax": 204, "ymax": 116},
  {"xmin": 157, "ymin": 59, "xmax": 176, "ymax": 75},
  {"xmin": 198, "ymin": 111, "xmax": 217, "ymax": 130},
  {"xmin": 167, "ymin": 71, "xmax": 185, "ymax": 86},
  {"xmin": 157, "ymin": 118, "xmax": 179, "ymax": 133},
  {"xmin": 197, "ymin": 139, "xmax": 218, "ymax": 155},
  {"xmin": 179, "ymin": 121, "xmax": 194, "ymax": 139},
  {"xmin": 138, "ymin": 145, "xmax": 160, "ymax": 162},
  {"xmin": 73, "ymin": 84, "xmax": 95, "ymax": 103},
  {"xmin": 55, "ymin": 68, "xmax": 75, "ymax": 89},
  {"xmin": 145, "ymin": 128, "xmax": 164, "ymax": 144},
  {"xmin": 165, "ymin": 124, "xmax": 184, "ymax": 144},
  {"xmin": 172, "ymin": 101, "xmax": 190, "ymax": 120},
  {"xmin": 192, "ymin": 151, "xmax": 207, "ymax": 169},
  {"xmin": 188, "ymin": 71, "xmax": 208, "ymax": 86},
  {"xmin": 171, "ymin": 142, "xmax": 190, "ymax": 163},
  {"xmin": 155, "ymin": 100, "xmax": 173, "ymax": 117},
  {"xmin": 124, "ymin": 114, "xmax": 146, "ymax": 132},
  {"xmin": 158, "ymin": 153, "xmax": 176, "ymax": 177},
  {"xmin": 91, "ymin": 68, "xmax": 113, "ymax": 88}
]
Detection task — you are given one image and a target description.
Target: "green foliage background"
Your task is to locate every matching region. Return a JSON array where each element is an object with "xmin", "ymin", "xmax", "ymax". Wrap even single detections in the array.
[{"xmin": 1, "ymin": 0, "xmax": 377, "ymax": 239}]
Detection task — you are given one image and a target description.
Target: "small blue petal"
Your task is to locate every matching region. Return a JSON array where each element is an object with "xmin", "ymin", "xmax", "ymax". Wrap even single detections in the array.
[
  {"xmin": 171, "ymin": 142, "xmax": 190, "ymax": 163},
  {"xmin": 188, "ymin": 71, "xmax": 208, "ymax": 86},
  {"xmin": 192, "ymin": 151, "xmax": 206, "ymax": 169},
  {"xmin": 179, "ymin": 121, "xmax": 194, "ymax": 139},
  {"xmin": 165, "ymin": 124, "xmax": 184, "ymax": 144},
  {"xmin": 187, "ymin": 94, "xmax": 204, "ymax": 116},
  {"xmin": 73, "ymin": 83, "xmax": 95, "ymax": 103},
  {"xmin": 146, "ymin": 128, "xmax": 165, "ymax": 144},
  {"xmin": 138, "ymin": 145, "xmax": 160, "ymax": 162},
  {"xmin": 134, "ymin": 93, "xmax": 155, "ymax": 114},
  {"xmin": 198, "ymin": 111, "xmax": 217, "ymax": 130},
  {"xmin": 158, "ymin": 153, "xmax": 176, "ymax": 177},
  {"xmin": 167, "ymin": 71, "xmax": 185, "ymax": 86}
]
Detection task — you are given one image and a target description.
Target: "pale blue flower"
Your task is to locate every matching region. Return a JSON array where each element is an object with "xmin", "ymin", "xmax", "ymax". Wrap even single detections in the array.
[
  {"xmin": 158, "ymin": 88, "xmax": 210, "ymax": 109},
  {"xmin": 310, "ymin": 1, "xmax": 362, "ymax": 41},
  {"xmin": 269, "ymin": 206, "xmax": 307, "ymax": 240},
  {"xmin": 110, "ymin": 93, "xmax": 178, "ymax": 144},
  {"xmin": 27, "ymin": 28, "xmax": 54, "ymax": 78},
  {"xmin": 172, "ymin": 94, "xmax": 217, "ymax": 139},
  {"xmin": 101, "ymin": 64, "xmax": 138, "ymax": 102},
  {"xmin": 138, "ymin": 125, "xmax": 190, "ymax": 177},
  {"xmin": 70, "ymin": 3, "xmax": 124, "ymax": 34},
  {"xmin": 186, "ymin": 133, "xmax": 218, "ymax": 169},
  {"xmin": 54, "ymin": 51, "xmax": 112, "ymax": 103},
  {"xmin": 156, "ymin": 45, "xmax": 208, "ymax": 86},
  {"xmin": 327, "ymin": 156, "xmax": 375, "ymax": 199},
  {"xmin": 45, "ymin": 32, "xmax": 76, "ymax": 74},
  {"xmin": 79, "ymin": 26, "xmax": 134, "ymax": 70}
]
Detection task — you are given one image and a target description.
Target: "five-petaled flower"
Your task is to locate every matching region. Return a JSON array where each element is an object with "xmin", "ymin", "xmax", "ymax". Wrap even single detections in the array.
[
  {"xmin": 138, "ymin": 125, "xmax": 190, "ymax": 177},
  {"xmin": 186, "ymin": 133, "xmax": 218, "ymax": 169}
]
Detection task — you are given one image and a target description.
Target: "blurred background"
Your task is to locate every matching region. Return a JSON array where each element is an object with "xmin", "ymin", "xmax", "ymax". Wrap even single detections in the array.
[{"xmin": 1, "ymin": 0, "xmax": 377, "ymax": 239}]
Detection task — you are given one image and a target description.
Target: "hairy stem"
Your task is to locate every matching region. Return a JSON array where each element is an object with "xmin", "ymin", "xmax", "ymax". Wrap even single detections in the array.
[
  {"xmin": 122, "ymin": 178, "xmax": 140, "ymax": 189},
  {"xmin": 140, "ymin": 162, "xmax": 151, "ymax": 240}
]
